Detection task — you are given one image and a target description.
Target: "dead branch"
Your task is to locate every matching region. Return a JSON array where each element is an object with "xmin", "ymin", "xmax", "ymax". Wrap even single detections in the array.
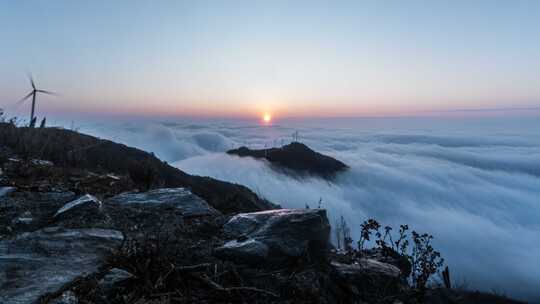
[
  {"xmin": 219, "ymin": 286, "xmax": 280, "ymax": 298},
  {"xmin": 175, "ymin": 263, "xmax": 212, "ymax": 272}
]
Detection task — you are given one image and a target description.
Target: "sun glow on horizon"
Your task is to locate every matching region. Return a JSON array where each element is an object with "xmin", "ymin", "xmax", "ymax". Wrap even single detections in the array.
[{"xmin": 263, "ymin": 113, "xmax": 272, "ymax": 123}]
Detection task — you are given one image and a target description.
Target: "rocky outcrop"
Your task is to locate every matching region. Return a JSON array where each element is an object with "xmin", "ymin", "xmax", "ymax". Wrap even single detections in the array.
[
  {"xmin": 227, "ymin": 142, "xmax": 348, "ymax": 179},
  {"xmin": 216, "ymin": 209, "xmax": 330, "ymax": 264},
  {"xmin": 107, "ymin": 188, "xmax": 220, "ymax": 218},
  {"xmin": 0, "ymin": 227, "xmax": 123, "ymax": 304}
]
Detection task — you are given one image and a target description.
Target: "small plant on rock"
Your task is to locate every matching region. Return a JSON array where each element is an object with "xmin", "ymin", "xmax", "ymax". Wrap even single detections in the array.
[
  {"xmin": 409, "ymin": 231, "xmax": 444, "ymax": 289},
  {"xmin": 335, "ymin": 215, "xmax": 353, "ymax": 252},
  {"xmin": 353, "ymin": 218, "xmax": 445, "ymax": 290},
  {"xmin": 394, "ymin": 224, "xmax": 410, "ymax": 256},
  {"xmin": 358, "ymin": 219, "xmax": 381, "ymax": 253}
]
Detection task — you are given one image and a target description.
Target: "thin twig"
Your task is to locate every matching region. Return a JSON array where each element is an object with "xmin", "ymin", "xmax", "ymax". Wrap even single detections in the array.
[
  {"xmin": 175, "ymin": 263, "xmax": 212, "ymax": 272},
  {"xmin": 220, "ymin": 287, "xmax": 279, "ymax": 298}
]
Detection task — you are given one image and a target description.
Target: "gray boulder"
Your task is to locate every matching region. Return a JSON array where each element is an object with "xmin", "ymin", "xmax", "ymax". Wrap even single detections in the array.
[
  {"xmin": 54, "ymin": 194, "xmax": 102, "ymax": 218},
  {"xmin": 0, "ymin": 227, "xmax": 123, "ymax": 304},
  {"xmin": 363, "ymin": 248, "xmax": 412, "ymax": 277},
  {"xmin": 0, "ymin": 186, "xmax": 16, "ymax": 198},
  {"xmin": 53, "ymin": 194, "xmax": 110, "ymax": 229},
  {"xmin": 331, "ymin": 260, "xmax": 402, "ymax": 295},
  {"xmin": 216, "ymin": 209, "xmax": 330, "ymax": 264},
  {"xmin": 331, "ymin": 259, "xmax": 401, "ymax": 280},
  {"xmin": 97, "ymin": 268, "xmax": 134, "ymax": 294},
  {"xmin": 107, "ymin": 188, "xmax": 220, "ymax": 217},
  {"xmin": 214, "ymin": 239, "xmax": 269, "ymax": 264}
]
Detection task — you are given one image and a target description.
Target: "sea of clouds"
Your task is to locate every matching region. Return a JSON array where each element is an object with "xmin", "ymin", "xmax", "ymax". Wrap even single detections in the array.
[{"xmin": 82, "ymin": 116, "xmax": 540, "ymax": 302}]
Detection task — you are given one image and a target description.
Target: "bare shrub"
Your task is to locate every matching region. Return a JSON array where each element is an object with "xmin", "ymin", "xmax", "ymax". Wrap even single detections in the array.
[
  {"xmin": 358, "ymin": 218, "xmax": 381, "ymax": 252},
  {"xmin": 353, "ymin": 218, "xmax": 445, "ymax": 290},
  {"xmin": 335, "ymin": 215, "xmax": 352, "ymax": 252},
  {"xmin": 409, "ymin": 231, "xmax": 444, "ymax": 289}
]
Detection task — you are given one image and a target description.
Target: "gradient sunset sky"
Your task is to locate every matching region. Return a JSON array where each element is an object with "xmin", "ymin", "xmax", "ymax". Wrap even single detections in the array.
[{"xmin": 1, "ymin": 1, "xmax": 539, "ymax": 119}]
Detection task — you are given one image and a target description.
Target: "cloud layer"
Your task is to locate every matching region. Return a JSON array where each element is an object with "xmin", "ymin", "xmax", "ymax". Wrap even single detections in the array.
[{"xmin": 82, "ymin": 117, "xmax": 540, "ymax": 302}]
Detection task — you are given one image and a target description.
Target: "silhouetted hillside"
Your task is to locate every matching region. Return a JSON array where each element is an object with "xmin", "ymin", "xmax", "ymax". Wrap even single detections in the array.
[
  {"xmin": 0, "ymin": 123, "xmax": 275, "ymax": 214},
  {"xmin": 227, "ymin": 142, "xmax": 348, "ymax": 179}
]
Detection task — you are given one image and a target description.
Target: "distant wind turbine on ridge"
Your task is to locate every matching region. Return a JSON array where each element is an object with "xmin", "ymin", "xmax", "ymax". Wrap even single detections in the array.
[{"xmin": 18, "ymin": 74, "xmax": 56, "ymax": 127}]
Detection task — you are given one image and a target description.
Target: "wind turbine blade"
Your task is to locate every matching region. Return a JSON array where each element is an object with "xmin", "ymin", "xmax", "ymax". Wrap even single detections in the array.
[
  {"xmin": 36, "ymin": 89, "xmax": 57, "ymax": 95},
  {"xmin": 28, "ymin": 73, "xmax": 36, "ymax": 90},
  {"xmin": 17, "ymin": 91, "xmax": 34, "ymax": 104}
]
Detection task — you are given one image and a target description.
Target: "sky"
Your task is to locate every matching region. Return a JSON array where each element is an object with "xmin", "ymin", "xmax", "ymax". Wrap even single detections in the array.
[
  {"xmin": 1, "ymin": 1, "xmax": 540, "ymax": 119},
  {"xmin": 1, "ymin": 2, "xmax": 540, "ymax": 300}
]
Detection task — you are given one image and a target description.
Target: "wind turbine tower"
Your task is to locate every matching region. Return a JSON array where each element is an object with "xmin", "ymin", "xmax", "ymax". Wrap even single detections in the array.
[{"xmin": 18, "ymin": 74, "xmax": 55, "ymax": 127}]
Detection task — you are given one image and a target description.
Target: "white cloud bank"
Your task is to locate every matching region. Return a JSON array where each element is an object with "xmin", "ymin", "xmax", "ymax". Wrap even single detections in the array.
[{"xmin": 82, "ymin": 116, "xmax": 540, "ymax": 302}]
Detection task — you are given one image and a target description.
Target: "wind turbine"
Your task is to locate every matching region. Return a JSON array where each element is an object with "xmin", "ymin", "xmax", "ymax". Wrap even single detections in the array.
[{"xmin": 18, "ymin": 74, "xmax": 55, "ymax": 127}]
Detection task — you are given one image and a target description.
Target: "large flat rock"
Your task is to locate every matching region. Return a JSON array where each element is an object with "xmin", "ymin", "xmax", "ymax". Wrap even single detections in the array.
[
  {"xmin": 52, "ymin": 194, "xmax": 110, "ymax": 228},
  {"xmin": 54, "ymin": 194, "xmax": 102, "ymax": 218},
  {"xmin": 0, "ymin": 227, "xmax": 123, "ymax": 304},
  {"xmin": 216, "ymin": 209, "xmax": 330, "ymax": 264},
  {"xmin": 331, "ymin": 259, "xmax": 401, "ymax": 280},
  {"xmin": 106, "ymin": 188, "xmax": 220, "ymax": 217},
  {"xmin": 331, "ymin": 260, "xmax": 402, "ymax": 296}
]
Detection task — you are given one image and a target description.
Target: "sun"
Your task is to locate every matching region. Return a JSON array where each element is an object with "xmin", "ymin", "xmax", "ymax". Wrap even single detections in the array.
[{"xmin": 263, "ymin": 113, "xmax": 272, "ymax": 123}]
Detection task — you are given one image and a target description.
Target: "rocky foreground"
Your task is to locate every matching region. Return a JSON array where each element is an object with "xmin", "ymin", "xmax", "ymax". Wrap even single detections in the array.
[{"xmin": 0, "ymin": 124, "xmax": 525, "ymax": 304}]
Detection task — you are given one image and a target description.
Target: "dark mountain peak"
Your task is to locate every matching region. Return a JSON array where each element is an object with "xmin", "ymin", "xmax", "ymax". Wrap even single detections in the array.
[
  {"xmin": 227, "ymin": 141, "xmax": 348, "ymax": 179},
  {"xmin": 282, "ymin": 141, "xmax": 314, "ymax": 152}
]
